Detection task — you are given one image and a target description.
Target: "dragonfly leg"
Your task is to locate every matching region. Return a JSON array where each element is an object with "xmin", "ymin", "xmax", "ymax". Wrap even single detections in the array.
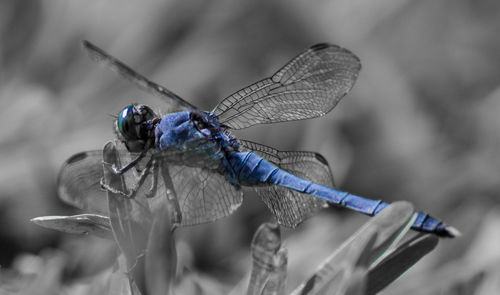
[
  {"xmin": 103, "ymin": 152, "xmax": 146, "ymax": 175},
  {"xmin": 100, "ymin": 158, "xmax": 154, "ymax": 198},
  {"xmin": 100, "ymin": 177, "xmax": 131, "ymax": 198},
  {"xmin": 125, "ymin": 159, "xmax": 154, "ymax": 198},
  {"xmin": 145, "ymin": 160, "xmax": 159, "ymax": 198}
]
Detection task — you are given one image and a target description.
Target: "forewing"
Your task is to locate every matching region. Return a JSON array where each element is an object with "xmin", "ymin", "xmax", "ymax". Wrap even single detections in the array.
[
  {"xmin": 239, "ymin": 140, "xmax": 333, "ymax": 227},
  {"xmin": 57, "ymin": 151, "xmax": 108, "ymax": 215},
  {"xmin": 58, "ymin": 148, "xmax": 152, "ymax": 215},
  {"xmin": 82, "ymin": 40, "xmax": 197, "ymax": 110},
  {"xmin": 149, "ymin": 161, "xmax": 243, "ymax": 226},
  {"xmin": 58, "ymin": 144, "xmax": 242, "ymax": 226},
  {"xmin": 213, "ymin": 43, "xmax": 361, "ymax": 129}
]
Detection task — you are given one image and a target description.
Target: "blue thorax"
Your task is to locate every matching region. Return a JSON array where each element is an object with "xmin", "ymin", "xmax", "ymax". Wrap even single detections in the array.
[{"xmin": 154, "ymin": 110, "xmax": 239, "ymax": 169}]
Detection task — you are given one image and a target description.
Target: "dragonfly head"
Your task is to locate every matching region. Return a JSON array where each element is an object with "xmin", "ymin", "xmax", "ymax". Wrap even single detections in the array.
[{"xmin": 115, "ymin": 104, "xmax": 158, "ymax": 152}]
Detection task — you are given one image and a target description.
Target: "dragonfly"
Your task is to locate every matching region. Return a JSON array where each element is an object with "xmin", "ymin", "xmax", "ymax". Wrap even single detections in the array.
[{"xmin": 58, "ymin": 40, "xmax": 459, "ymax": 237}]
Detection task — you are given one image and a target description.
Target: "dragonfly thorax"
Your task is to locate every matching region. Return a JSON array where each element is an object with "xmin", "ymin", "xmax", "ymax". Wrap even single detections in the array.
[
  {"xmin": 155, "ymin": 111, "xmax": 215, "ymax": 150},
  {"xmin": 116, "ymin": 104, "xmax": 158, "ymax": 153}
]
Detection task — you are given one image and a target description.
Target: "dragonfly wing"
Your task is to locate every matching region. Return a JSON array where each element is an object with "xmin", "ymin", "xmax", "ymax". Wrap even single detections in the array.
[
  {"xmin": 58, "ymin": 148, "xmax": 153, "ymax": 215},
  {"xmin": 59, "ymin": 145, "xmax": 242, "ymax": 226},
  {"xmin": 213, "ymin": 43, "xmax": 361, "ymax": 129},
  {"xmin": 238, "ymin": 140, "xmax": 334, "ymax": 185},
  {"xmin": 150, "ymin": 161, "xmax": 243, "ymax": 226},
  {"xmin": 256, "ymin": 186, "xmax": 327, "ymax": 228},
  {"xmin": 57, "ymin": 151, "xmax": 109, "ymax": 215},
  {"xmin": 82, "ymin": 40, "xmax": 197, "ymax": 110},
  {"xmin": 239, "ymin": 140, "xmax": 332, "ymax": 227}
]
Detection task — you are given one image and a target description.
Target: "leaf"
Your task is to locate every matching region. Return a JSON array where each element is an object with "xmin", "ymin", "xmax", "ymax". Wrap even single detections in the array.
[
  {"xmin": 108, "ymin": 256, "xmax": 134, "ymax": 295},
  {"xmin": 366, "ymin": 233, "xmax": 439, "ymax": 294},
  {"xmin": 30, "ymin": 214, "xmax": 113, "ymax": 239},
  {"xmin": 103, "ymin": 141, "xmax": 151, "ymax": 295},
  {"xmin": 247, "ymin": 223, "xmax": 287, "ymax": 295},
  {"xmin": 314, "ymin": 230, "xmax": 376, "ymax": 295},
  {"xmin": 291, "ymin": 202, "xmax": 415, "ymax": 295},
  {"xmin": 145, "ymin": 201, "xmax": 177, "ymax": 295},
  {"xmin": 262, "ymin": 248, "xmax": 287, "ymax": 295},
  {"xmin": 344, "ymin": 268, "xmax": 367, "ymax": 295},
  {"xmin": 362, "ymin": 202, "xmax": 416, "ymax": 263}
]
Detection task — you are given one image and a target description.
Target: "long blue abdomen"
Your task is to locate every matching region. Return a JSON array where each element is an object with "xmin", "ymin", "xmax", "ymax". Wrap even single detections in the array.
[{"xmin": 228, "ymin": 151, "xmax": 457, "ymax": 237}]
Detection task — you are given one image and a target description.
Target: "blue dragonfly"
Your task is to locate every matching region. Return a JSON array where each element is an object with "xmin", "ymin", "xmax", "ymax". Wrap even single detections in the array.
[{"xmin": 58, "ymin": 41, "xmax": 459, "ymax": 237}]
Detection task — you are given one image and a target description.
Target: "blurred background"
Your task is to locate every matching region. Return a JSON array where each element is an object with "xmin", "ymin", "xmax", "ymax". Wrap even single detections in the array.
[{"xmin": 1, "ymin": 0, "xmax": 500, "ymax": 293}]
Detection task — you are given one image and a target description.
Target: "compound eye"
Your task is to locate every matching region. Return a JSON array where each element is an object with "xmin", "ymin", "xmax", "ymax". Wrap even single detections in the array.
[{"xmin": 117, "ymin": 105, "xmax": 138, "ymax": 140}]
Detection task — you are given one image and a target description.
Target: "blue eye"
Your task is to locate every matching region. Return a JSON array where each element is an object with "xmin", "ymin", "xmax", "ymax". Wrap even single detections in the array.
[{"xmin": 117, "ymin": 105, "xmax": 134, "ymax": 133}]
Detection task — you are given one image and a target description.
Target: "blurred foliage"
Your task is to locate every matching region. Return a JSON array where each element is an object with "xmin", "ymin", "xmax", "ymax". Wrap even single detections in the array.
[
  {"xmin": 1, "ymin": 0, "xmax": 500, "ymax": 294},
  {"xmin": 24, "ymin": 191, "xmax": 441, "ymax": 295}
]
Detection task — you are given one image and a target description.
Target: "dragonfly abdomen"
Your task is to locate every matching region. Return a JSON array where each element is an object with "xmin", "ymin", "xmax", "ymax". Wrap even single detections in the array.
[
  {"xmin": 294, "ymin": 177, "xmax": 457, "ymax": 237},
  {"xmin": 228, "ymin": 151, "xmax": 458, "ymax": 237}
]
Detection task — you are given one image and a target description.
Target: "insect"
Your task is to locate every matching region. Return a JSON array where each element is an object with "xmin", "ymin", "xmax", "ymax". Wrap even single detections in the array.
[{"xmin": 58, "ymin": 41, "xmax": 459, "ymax": 237}]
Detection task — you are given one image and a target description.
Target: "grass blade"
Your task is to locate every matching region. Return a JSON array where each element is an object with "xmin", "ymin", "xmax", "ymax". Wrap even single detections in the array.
[
  {"xmin": 145, "ymin": 201, "xmax": 177, "ymax": 295},
  {"xmin": 262, "ymin": 248, "xmax": 287, "ymax": 295},
  {"xmin": 309, "ymin": 230, "xmax": 377, "ymax": 295},
  {"xmin": 366, "ymin": 234, "xmax": 439, "ymax": 294},
  {"xmin": 344, "ymin": 268, "xmax": 367, "ymax": 295},
  {"xmin": 108, "ymin": 258, "xmax": 134, "ymax": 295},
  {"xmin": 291, "ymin": 202, "xmax": 414, "ymax": 295},
  {"xmin": 103, "ymin": 141, "xmax": 151, "ymax": 295},
  {"xmin": 247, "ymin": 223, "xmax": 285, "ymax": 295},
  {"xmin": 30, "ymin": 214, "xmax": 112, "ymax": 239}
]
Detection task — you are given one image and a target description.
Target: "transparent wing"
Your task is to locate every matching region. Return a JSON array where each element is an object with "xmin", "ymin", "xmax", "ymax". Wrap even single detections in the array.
[
  {"xmin": 57, "ymin": 148, "xmax": 152, "ymax": 214},
  {"xmin": 212, "ymin": 43, "xmax": 361, "ymax": 129},
  {"xmin": 57, "ymin": 151, "xmax": 109, "ymax": 215},
  {"xmin": 238, "ymin": 139, "xmax": 335, "ymax": 185},
  {"xmin": 58, "ymin": 147, "xmax": 242, "ymax": 226},
  {"xmin": 256, "ymin": 186, "xmax": 327, "ymax": 228},
  {"xmin": 82, "ymin": 40, "xmax": 197, "ymax": 110},
  {"xmin": 239, "ymin": 140, "xmax": 332, "ymax": 227},
  {"xmin": 150, "ymin": 161, "xmax": 243, "ymax": 226}
]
